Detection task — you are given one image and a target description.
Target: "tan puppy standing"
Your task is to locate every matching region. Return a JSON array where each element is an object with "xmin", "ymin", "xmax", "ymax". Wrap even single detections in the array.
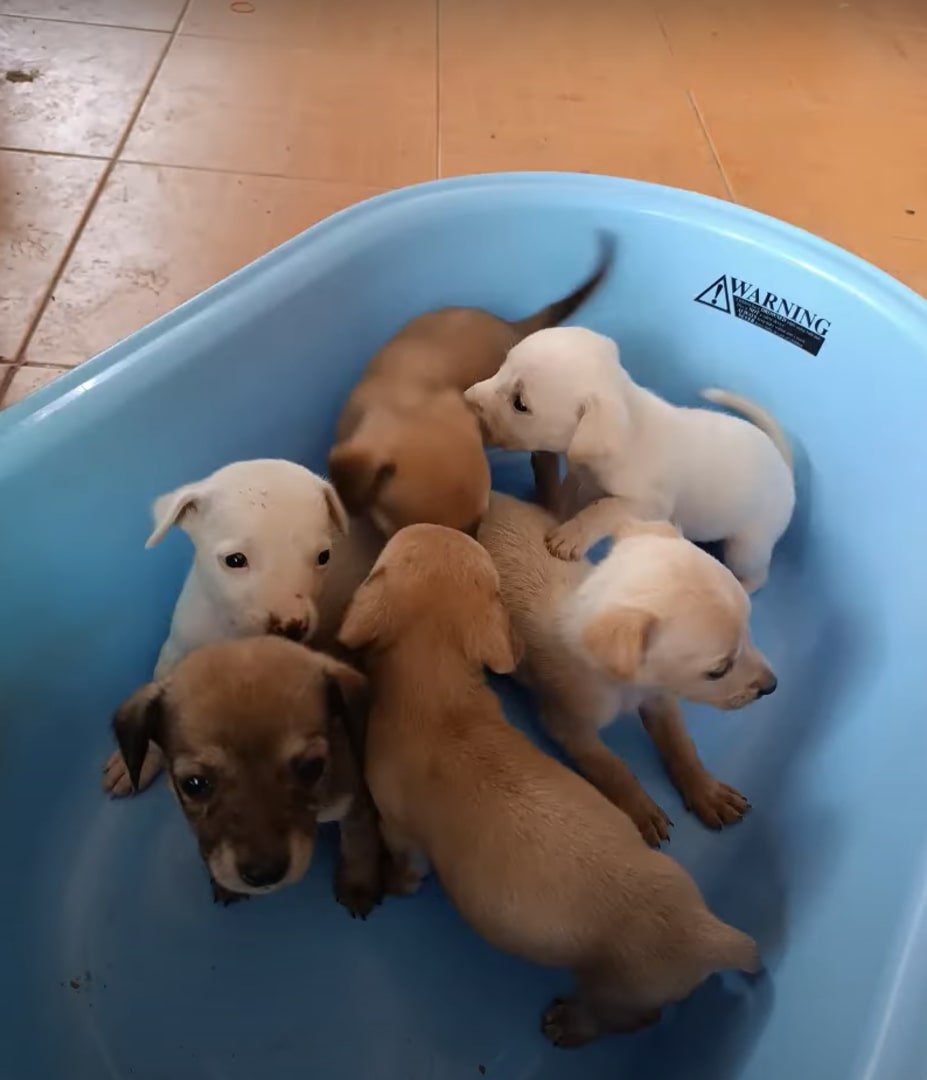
[
  {"xmin": 478, "ymin": 493, "xmax": 776, "ymax": 845},
  {"xmin": 328, "ymin": 236, "xmax": 614, "ymax": 536},
  {"xmin": 338, "ymin": 525, "xmax": 760, "ymax": 1047}
]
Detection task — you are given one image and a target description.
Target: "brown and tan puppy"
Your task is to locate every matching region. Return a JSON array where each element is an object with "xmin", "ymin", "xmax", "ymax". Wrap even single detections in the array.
[
  {"xmin": 478, "ymin": 492, "xmax": 777, "ymax": 847},
  {"xmin": 328, "ymin": 235, "xmax": 615, "ymax": 536},
  {"xmin": 112, "ymin": 636, "xmax": 383, "ymax": 917},
  {"xmin": 338, "ymin": 525, "xmax": 760, "ymax": 1046}
]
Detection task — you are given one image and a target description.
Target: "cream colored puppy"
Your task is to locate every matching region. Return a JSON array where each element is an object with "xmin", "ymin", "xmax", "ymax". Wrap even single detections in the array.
[
  {"xmin": 103, "ymin": 459, "xmax": 382, "ymax": 796},
  {"xmin": 339, "ymin": 524, "xmax": 759, "ymax": 1046},
  {"xmin": 465, "ymin": 326, "xmax": 795, "ymax": 592},
  {"xmin": 479, "ymin": 493, "xmax": 776, "ymax": 846}
]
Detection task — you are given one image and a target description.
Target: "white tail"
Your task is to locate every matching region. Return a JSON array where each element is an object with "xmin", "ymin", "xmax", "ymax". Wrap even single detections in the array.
[
  {"xmin": 710, "ymin": 921, "xmax": 763, "ymax": 975},
  {"xmin": 700, "ymin": 388, "xmax": 793, "ymax": 472}
]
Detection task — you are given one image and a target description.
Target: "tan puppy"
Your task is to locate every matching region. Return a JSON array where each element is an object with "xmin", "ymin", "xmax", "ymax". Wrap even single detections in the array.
[
  {"xmin": 478, "ymin": 493, "xmax": 776, "ymax": 846},
  {"xmin": 328, "ymin": 236, "xmax": 614, "ymax": 536},
  {"xmin": 113, "ymin": 637, "xmax": 383, "ymax": 917},
  {"xmin": 338, "ymin": 525, "xmax": 760, "ymax": 1047}
]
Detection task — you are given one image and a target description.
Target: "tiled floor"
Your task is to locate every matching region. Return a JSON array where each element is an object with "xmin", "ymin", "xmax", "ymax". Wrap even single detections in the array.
[{"xmin": 1, "ymin": 0, "xmax": 925, "ymax": 407}]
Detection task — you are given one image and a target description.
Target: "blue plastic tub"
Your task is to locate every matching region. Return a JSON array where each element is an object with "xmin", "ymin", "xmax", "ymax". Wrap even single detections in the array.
[{"xmin": 2, "ymin": 174, "xmax": 926, "ymax": 1080}]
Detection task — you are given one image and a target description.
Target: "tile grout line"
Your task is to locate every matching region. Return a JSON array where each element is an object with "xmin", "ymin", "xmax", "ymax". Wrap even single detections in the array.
[
  {"xmin": 0, "ymin": 145, "xmax": 109, "ymax": 163},
  {"xmin": 0, "ymin": 11, "xmax": 172, "ymax": 33},
  {"xmin": 687, "ymin": 89, "xmax": 736, "ymax": 202},
  {"xmin": 434, "ymin": 0, "xmax": 442, "ymax": 179},
  {"xmin": 3, "ymin": 0, "xmax": 194, "ymax": 400}
]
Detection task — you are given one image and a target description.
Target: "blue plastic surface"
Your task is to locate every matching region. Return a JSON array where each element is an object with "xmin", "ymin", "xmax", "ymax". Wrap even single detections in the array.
[{"xmin": 2, "ymin": 173, "xmax": 926, "ymax": 1080}]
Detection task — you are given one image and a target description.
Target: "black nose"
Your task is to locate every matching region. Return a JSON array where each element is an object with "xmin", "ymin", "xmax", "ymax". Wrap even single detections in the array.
[
  {"xmin": 238, "ymin": 856, "xmax": 289, "ymax": 889},
  {"xmin": 268, "ymin": 616, "xmax": 308, "ymax": 641},
  {"xmin": 756, "ymin": 676, "xmax": 778, "ymax": 698}
]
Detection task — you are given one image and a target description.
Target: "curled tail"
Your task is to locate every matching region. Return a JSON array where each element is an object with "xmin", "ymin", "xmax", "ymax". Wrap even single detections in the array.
[
  {"xmin": 700, "ymin": 387, "xmax": 793, "ymax": 472},
  {"xmin": 513, "ymin": 232, "xmax": 616, "ymax": 340}
]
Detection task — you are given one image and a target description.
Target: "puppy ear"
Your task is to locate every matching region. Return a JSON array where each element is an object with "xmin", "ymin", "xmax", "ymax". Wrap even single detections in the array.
[
  {"xmin": 464, "ymin": 592, "xmax": 520, "ymax": 675},
  {"xmin": 112, "ymin": 683, "xmax": 166, "ymax": 791},
  {"xmin": 320, "ymin": 657, "xmax": 369, "ymax": 769},
  {"xmin": 567, "ymin": 395, "xmax": 626, "ymax": 468},
  {"xmin": 146, "ymin": 484, "xmax": 203, "ymax": 548},
  {"xmin": 582, "ymin": 607, "xmax": 656, "ymax": 681},
  {"xmin": 328, "ymin": 440, "xmax": 395, "ymax": 515},
  {"xmin": 322, "ymin": 480, "xmax": 349, "ymax": 534},
  {"xmin": 337, "ymin": 568, "xmax": 388, "ymax": 650}
]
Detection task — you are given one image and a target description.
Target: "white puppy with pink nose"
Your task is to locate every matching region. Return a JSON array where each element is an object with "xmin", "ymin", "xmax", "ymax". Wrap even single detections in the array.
[{"xmin": 103, "ymin": 458, "xmax": 352, "ymax": 795}]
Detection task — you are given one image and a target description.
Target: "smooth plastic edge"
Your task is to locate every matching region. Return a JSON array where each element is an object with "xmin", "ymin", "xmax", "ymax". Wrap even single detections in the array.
[{"xmin": 2, "ymin": 172, "xmax": 924, "ymax": 438}]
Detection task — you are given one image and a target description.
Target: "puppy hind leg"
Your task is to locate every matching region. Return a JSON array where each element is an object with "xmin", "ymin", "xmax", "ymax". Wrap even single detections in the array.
[
  {"xmin": 723, "ymin": 528, "xmax": 775, "ymax": 594},
  {"xmin": 542, "ymin": 968, "xmax": 662, "ymax": 1048},
  {"xmin": 541, "ymin": 705, "xmax": 672, "ymax": 846},
  {"xmin": 379, "ymin": 819, "xmax": 430, "ymax": 896}
]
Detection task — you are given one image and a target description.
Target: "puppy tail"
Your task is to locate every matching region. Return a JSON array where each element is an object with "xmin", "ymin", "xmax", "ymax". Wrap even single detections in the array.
[
  {"xmin": 512, "ymin": 232, "xmax": 616, "ymax": 340},
  {"xmin": 703, "ymin": 917, "xmax": 763, "ymax": 976},
  {"xmin": 700, "ymin": 388, "xmax": 794, "ymax": 472}
]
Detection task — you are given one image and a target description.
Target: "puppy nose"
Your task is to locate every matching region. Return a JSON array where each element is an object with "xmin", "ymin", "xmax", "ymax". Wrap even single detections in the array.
[
  {"xmin": 238, "ymin": 856, "xmax": 289, "ymax": 889},
  {"xmin": 756, "ymin": 675, "xmax": 778, "ymax": 698},
  {"xmin": 267, "ymin": 616, "xmax": 308, "ymax": 642}
]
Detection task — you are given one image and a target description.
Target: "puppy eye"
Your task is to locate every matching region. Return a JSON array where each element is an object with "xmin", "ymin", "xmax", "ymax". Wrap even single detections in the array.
[
  {"xmin": 317, "ymin": 549, "xmax": 330, "ymax": 566},
  {"xmin": 705, "ymin": 660, "xmax": 733, "ymax": 681},
  {"xmin": 292, "ymin": 756, "xmax": 325, "ymax": 786},
  {"xmin": 223, "ymin": 552, "xmax": 248, "ymax": 569},
  {"xmin": 512, "ymin": 393, "xmax": 530, "ymax": 414},
  {"xmin": 179, "ymin": 775, "xmax": 213, "ymax": 799}
]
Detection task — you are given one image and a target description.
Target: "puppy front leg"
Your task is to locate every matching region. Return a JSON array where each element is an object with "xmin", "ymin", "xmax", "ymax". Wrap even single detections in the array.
[
  {"xmin": 541, "ymin": 705, "xmax": 671, "ymax": 847},
  {"xmin": 545, "ymin": 496, "xmax": 640, "ymax": 561},
  {"xmin": 102, "ymin": 744, "xmax": 164, "ymax": 797},
  {"xmin": 335, "ymin": 792, "xmax": 385, "ymax": 919},
  {"xmin": 639, "ymin": 694, "xmax": 750, "ymax": 829},
  {"xmin": 379, "ymin": 819, "xmax": 430, "ymax": 896}
]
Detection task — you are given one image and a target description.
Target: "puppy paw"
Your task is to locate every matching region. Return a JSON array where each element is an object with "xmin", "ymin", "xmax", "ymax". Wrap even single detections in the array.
[
  {"xmin": 384, "ymin": 851, "xmax": 427, "ymax": 897},
  {"xmin": 626, "ymin": 796, "xmax": 673, "ymax": 848},
  {"xmin": 541, "ymin": 997, "xmax": 600, "ymax": 1049},
  {"xmin": 684, "ymin": 775, "xmax": 750, "ymax": 830},
  {"xmin": 211, "ymin": 880, "xmax": 249, "ymax": 907},
  {"xmin": 101, "ymin": 745, "xmax": 164, "ymax": 797},
  {"xmin": 545, "ymin": 523, "xmax": 586, "ymax": 562},
  {"xmin": 334, "ymin": 859, "xmax": 384, "ymax": 920}
]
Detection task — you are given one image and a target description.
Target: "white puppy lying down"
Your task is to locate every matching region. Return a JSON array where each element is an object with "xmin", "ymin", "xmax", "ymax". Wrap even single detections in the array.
[
  {"xmin": 479, "ymin": 492, "xmax": 777, "ymax": 846},
  {"xmin": 103, "ymin": 458, "xmax": 382, "ymax": 796},
  {"xmin": 465, "ymin": 327, "xmax": 795, "ymax": 592}
]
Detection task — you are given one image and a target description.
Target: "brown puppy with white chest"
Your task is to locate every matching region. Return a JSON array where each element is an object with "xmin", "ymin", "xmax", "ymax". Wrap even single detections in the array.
[
  {"xmin": 113, "ymin": 636, "xmax": 383, "ymax": 917},
  {"xmin": 338, "ymin": 525, "xmax": 760, "ymax": 1046},
  {"xmin": 328, "ymin": 235, "xmax": 614, "ymax": 536}
]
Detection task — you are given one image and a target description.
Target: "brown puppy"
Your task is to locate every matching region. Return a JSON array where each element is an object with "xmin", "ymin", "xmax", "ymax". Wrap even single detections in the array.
[
  {"xmin": 339, "ymin": 525, "xmax": 759, "ymax": 1046},
  {"xmin": 113, "ymin": 636, "xmax": 383, "ymax": 917},
  {"xmin": 328, "ymin": 235, "xmax": 614, "ymax": 536}
]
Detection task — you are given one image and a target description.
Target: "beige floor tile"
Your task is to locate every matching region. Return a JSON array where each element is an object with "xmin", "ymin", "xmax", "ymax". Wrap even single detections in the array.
[
  {"xmin": 0, "ymin": 15, "xmax": 167, "ymax": 155},
  {"xmin": 0, "ymin": 362, "xmax": 66, "ymax": 407},
  {"xmin": 438, "ymin": 0, "xmax": 728, "ymax": 197},
  {"xmin": 0, "ymin": 0, "xmax": 184, "ymax": 30},
  {"xmin": 25, "ymin": 162, "xmax": 380, "ymax": 367},
  {"xmin": 0, "ymin": 150, "xmax": 103, "ymax": 361},
  {"xmin": 124, "ymin": 2, "xmax": 436, "ymax": 186}
]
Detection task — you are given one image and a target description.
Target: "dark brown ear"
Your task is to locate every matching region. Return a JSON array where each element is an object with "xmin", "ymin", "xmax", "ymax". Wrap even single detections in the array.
[
  {"xmin": 582, "ymin": 607, "xmax": 656, "ymax": 681},
  {"xmin": 328, "ymin": 440, "xmax": 395, "ymax": 515},
  {"xmin": 321, "ymin": 657, "xmax": 369, "ymax": 770},
  {"xmin": 464, "ymin": 591, "xmax": 520, "ymax": 675},
  {"xmin": 112, "ymin": 682, "xmax": 166, "ymax": 791},
  {"xmin": 337, "ymin": 569, "xmax": 388, "ymax": 650}
]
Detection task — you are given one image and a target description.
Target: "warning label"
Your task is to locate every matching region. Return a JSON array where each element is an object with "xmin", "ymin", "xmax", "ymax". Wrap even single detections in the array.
[{"xmin": 694, "ymin": 274, "xmax": 830, "ymax": 356}]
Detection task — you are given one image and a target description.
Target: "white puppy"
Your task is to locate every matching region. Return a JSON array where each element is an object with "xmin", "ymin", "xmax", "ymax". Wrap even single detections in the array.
[
  {"xmin": 479, "ymin": 493, "xmax": 777, "ymax": 846},
  {"xmin": 102, "ymin": 458, "xmax": 362, "ymax": 796},
  {"xmin": 465, "ymin": 327, "xmax": 795, "ymax": 592}
]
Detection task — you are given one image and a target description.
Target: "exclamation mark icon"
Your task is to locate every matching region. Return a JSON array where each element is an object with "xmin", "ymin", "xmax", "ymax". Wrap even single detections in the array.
[{"xmin": 694, "ymin": 275, "xmax": 731, "ymax": 314}]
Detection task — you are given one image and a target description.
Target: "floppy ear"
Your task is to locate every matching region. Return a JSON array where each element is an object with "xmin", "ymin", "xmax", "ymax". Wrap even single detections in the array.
[
  {"xmin": 320, "ymin": 657, "xmax": 369, "ymax": 770},
  {"xmin": 322, "ymin": 479, "xmax": 349, "ymax": 534},
  {"xmin": 567, "ymin": 394, "xmax": 626, "ymax": 467},
  {"xmin": 112, "ymin": 682, "xmax": 166, "ymax": 791},
  {"xmin": 146, "ymin": 484, "xmax": 203, "ymax": 548},
  {"xmin": 463, "ymin": 591, "xmax": 521, "ymax": 675},
  {"xmin": 582, "ymin": 607, "xmax": 656, "ymax": 681},
  {"xmin": 337, "ymin": 569, "xmax": 388, "ymax": 650},
  {"xmin": 328, "ymin": 439, "xmax": 395, "ymax": 515}
]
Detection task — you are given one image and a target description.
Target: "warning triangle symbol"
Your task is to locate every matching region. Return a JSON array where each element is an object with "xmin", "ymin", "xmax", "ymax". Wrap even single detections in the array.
[{"xmin": 694, "ymin": 275, "xmax": 731, "ymax": 314}]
